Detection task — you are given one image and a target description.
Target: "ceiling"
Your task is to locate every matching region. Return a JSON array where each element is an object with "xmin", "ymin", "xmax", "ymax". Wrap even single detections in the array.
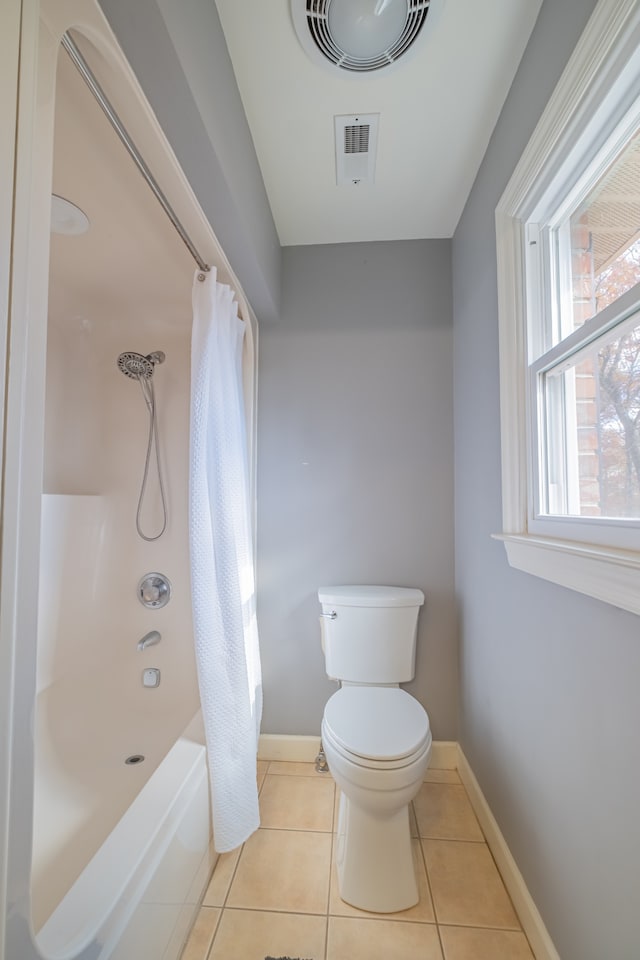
[{"xmin": 214, "ymin": 0, "xmax": 544, "ymax": 246}]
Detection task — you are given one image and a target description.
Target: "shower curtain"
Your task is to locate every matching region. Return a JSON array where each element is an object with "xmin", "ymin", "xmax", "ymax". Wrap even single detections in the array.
[{"xmin": 190, "ymin": 268, "xmax": 262, "ymax": 852}]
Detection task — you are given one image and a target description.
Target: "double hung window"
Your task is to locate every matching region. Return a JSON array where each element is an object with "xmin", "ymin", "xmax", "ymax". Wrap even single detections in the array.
[
  {"xmin": 495, "ymin": 0, "xmax": 640, "ymax": 613},
  {"xmin": 531, "ymin": 118, "xmax": 640, "ymax": 543}
]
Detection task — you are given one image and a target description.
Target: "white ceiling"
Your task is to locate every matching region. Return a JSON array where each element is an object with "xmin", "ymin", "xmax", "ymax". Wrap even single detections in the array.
[{"xmin": 215, "ymin": 0, "xmax": 543, "ymax": 247}]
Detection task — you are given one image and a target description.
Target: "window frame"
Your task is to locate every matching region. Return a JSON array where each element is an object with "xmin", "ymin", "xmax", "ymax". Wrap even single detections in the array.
[
  {"xmin": 495, "ymin": 0, "xmax": 640, "ymax": 615},
  {"xmin": 530, "ymin": 281, "xmax": 640, "ymax": 541}
]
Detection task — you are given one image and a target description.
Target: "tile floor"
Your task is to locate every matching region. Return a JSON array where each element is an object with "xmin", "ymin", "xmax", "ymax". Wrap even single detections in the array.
[{"xmin": 181, "ymin": 760, "xmax": 536, "ymax": 960}]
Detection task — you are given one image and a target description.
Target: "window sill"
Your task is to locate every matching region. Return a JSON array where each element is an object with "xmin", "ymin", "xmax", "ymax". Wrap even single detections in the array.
[{"xmin": 493, "ymin": 532, "xmax": 640, "ymax": 616}]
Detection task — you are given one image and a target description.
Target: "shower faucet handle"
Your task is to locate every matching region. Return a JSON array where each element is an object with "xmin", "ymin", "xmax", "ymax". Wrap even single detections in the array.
[{"xmin": 138, "ymin": 572, "xmax": 171, "ymax": 608}]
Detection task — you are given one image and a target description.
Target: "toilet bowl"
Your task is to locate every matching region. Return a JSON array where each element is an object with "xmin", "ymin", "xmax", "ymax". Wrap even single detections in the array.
[{"xmin": 322, "ymin": 685, "xmax": 432, "ymax": 913}]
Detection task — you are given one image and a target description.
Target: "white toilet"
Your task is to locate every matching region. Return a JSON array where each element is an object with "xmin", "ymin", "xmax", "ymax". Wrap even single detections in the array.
[{"xmin": 318, "ymin": 585, "xmax": 432, "ymax": 914}]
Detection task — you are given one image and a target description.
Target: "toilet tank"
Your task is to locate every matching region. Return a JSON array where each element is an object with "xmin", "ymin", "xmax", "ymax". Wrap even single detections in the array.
[{"xmin": 318, "ymin": 585, "xmax": 425, "ymax": 684}]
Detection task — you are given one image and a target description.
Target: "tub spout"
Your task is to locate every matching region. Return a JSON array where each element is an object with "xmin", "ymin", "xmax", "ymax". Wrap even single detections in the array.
[{"xmin": 138, "ymin": 630, "xmax": 161, "ymax": 651}]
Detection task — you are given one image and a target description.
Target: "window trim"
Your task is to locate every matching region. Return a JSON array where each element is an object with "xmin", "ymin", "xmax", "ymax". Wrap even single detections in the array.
[{"xmin": 495, "ymin": 0, "xmax": 640, "ymax": 615}]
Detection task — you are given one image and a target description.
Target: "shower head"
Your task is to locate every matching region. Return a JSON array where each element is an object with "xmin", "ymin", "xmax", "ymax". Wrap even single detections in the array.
[{"xmin": 117, "ymin": 351, "xmax": 165, "ymax": 380}]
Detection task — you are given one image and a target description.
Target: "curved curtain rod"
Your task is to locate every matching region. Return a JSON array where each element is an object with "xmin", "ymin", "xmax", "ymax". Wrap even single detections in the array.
[{"xmin": 61, "ymin": 31, "xmax": 210, "ymax": 276}]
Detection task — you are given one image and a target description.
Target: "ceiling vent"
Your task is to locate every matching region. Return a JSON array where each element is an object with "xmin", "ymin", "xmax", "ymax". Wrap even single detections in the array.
[
  {"xmin": 335, "ymin": 114, "xmax": 379, "ymax": 186},
  {"xmin": 291, "ymin": 0, "xmax": 444, "ymax": 75}
]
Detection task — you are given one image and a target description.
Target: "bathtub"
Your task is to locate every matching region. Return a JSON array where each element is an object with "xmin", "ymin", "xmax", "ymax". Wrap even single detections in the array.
[{"xmin": 34, "ymin": 713, "xmax": 215, "ymax": 960}]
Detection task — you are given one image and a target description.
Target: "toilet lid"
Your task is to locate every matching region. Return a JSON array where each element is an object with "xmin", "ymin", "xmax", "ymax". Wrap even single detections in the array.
[{"xmin": 323, "ymin": 687, "xmax": 430, "ymax": 762}]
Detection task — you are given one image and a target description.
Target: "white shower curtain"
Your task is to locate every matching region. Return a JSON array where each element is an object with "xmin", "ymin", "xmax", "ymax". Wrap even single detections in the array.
[{"xmin": 190, "ymin": 267, "xmax": 262, "ymax": 852}]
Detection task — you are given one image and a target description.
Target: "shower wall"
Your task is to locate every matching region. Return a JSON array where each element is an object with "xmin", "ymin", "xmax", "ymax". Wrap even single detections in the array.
[
  {"xmin": 31, "ymin": 35, "xmax": 202, "ymax": 924},
  {"xmin": 34, "ymin": 308, "xmax": 200, "ymax": 926}
]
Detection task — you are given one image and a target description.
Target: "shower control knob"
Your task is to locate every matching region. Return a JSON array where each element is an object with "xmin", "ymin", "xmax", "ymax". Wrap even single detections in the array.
[{"xmin": 138, "ymin": 573, "xmax": 171, "ymax": 609}]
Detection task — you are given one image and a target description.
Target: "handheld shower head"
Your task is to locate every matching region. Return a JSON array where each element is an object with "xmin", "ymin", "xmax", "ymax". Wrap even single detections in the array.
[
  {"xmin": 117, "ymin": 350, "xmax": 165, "ymax": 380},
  {"xmin": 117, "ymin": 348, "xmax": 168, "ymax": 542}
]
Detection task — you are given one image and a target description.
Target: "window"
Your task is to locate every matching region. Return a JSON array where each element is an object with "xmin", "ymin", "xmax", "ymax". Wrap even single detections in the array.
[{"xmin": 495, "ymin": 0, "xmax": 640, "ymax": 614}]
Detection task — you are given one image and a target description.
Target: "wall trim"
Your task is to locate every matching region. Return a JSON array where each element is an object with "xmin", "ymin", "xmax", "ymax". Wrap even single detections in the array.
[
  {"xmin": 429, "ymin": 740, "xmax": 458, "ymax": 769},
  {"xmin": 258, "ymin": 734, "xmax": 322, "ymax": 763},
  {"xmin": 457, "ymin": 747, "xmax": 560, "ymax": 960},
  {"xmin": 258, "ymin": 734, "xmax": 459, "ymax": 769}
]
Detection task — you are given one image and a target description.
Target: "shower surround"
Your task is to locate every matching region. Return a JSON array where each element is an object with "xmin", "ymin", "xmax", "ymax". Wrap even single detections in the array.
[
  {"xmin": 33, "ymin": 321, "xmax": 200, "ymax": 931},
  {"xmin": 0, "ymin": 0, "xmax": 260, "ymax": 955}
]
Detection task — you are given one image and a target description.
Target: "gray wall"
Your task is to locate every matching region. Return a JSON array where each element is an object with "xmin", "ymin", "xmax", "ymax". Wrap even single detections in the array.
[
  {"xmin": 98, "ymin": 0, "xmax": 282, "ymax": 324},
  {"xmin": 452, "ymin": 1, "xmax": 640, "ymax": 958},
  {"xmin": 257, "ymin": 240, "xmax": 457, "ymax": 738}
]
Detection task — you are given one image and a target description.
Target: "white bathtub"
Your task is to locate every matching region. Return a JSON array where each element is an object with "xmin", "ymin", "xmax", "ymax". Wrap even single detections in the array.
[{"xmin": 35, "ymin": 714, "xmax": 214, "ymax": 960}]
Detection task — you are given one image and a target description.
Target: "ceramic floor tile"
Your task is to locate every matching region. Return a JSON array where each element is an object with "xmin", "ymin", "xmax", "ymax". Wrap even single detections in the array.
[
  {"xmin": 202, "ymin": 846, "xmax": 243, "ymax": 907},
  {"xmin": 327, "ymin": 916, "xmax": 443, "ymax": 960},
  {"xmin": 259, "ymin": 773, "xmax": 335, "ymax": 831},
  {"xmin": 439, "ymin": 925, "xmax": 535, "ymax": 959},
  {"xmin": 424, "ymin": 768, "xmax": 461, "ymax": 784},
  {"xmin": 227, "ymin": 828, "xmax": 332, "ymax": 914},
  {"xmin": 414, "ymin": 783, "xmax": 484, "ymax": 841},
  {"xmin": 423, "ymin": 839, "xmax": 520, "ymax": 930},
  {"xmin": 209, "ymin": 908, "xmax": 327, "ymax": 960},
  {"xmin": 180, "ymin": 906, "xmax": 220, "ymax": 960},
  {"xmin": 329, "ymin": 838, "xmax": 435, "ymax": 923}
]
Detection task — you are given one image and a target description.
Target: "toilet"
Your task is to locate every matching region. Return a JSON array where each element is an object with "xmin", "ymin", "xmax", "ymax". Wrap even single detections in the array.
[{"xmin": 318, "ymin": 585, "xmax": 432, "ymax": 914}]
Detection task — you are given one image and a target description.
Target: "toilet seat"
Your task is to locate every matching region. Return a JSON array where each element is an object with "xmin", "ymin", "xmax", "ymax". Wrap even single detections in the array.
[{"xmin": 323, "ymin": 687, "xmax": 430, "ymax": 768}]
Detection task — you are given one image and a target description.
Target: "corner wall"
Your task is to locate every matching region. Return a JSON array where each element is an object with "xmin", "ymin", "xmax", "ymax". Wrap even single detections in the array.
[
  {"xmin": 257, "ymin": 240, "xmax": 457, "ymax": 738},
  {"xmin": 452, "ymin": 1, "xmax": 640, "ymax": 957}
]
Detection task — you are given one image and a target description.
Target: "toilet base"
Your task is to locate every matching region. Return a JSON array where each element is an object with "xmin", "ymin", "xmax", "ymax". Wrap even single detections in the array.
[{"xmin": 335, "ymin": 792, "xmax": 418, "ymax": 913}]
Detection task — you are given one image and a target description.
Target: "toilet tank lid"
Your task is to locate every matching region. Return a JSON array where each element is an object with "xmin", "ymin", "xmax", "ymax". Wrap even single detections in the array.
[{"xmin": 318, "ymin": 585, "xmax": 424, "ymax": 608}]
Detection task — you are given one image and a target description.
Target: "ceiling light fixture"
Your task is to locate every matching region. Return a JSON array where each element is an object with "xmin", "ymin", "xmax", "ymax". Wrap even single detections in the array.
[
  {"xmin": 291, "ymin": 0, "xmax": 444, "ymax": 74},
  {"xmin": 50, "ymin": 194, "xmax": 90, "ymax": 235}
]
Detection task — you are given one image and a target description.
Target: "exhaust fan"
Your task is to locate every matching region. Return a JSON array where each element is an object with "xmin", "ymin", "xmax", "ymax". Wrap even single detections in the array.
[{"xmin": 291, "ymin": 0, "xmax": 444, "ymax": 75}]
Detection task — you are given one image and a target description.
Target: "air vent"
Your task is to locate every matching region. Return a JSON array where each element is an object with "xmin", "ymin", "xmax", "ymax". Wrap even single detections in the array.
[
  {"xmin": 344, "ymin": 124, "xmax": 370, "ymax": 155},
  {"xmin": 291, "ymin": 0, "xmax": 445, "ymax": 75},
  {"xmin": 335, "ymin": 114, "xmax": 379, "ymax": 186}
]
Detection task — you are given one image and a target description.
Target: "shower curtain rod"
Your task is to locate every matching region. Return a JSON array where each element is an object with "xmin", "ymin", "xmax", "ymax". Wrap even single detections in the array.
[{"xmin": 61, "ymin": 32, "xmax": 211, "ymax": 275}]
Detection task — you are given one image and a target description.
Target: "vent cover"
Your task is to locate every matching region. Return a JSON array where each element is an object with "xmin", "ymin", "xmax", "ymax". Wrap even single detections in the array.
[
  {"xmin": 344, "ymin": 124, "xmax": 370, "ymax": 154},
  {"xmin": 335, "ymin": 114, "xmax": 379, "ymax": 186},
  {"xmin": 292, "ymin": 0, "xmax": 443, "ymax": 74}
]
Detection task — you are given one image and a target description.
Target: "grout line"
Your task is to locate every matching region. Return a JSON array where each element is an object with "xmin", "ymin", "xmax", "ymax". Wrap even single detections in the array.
[
  {"xmin": 478, "ymin": 836, "xmax": 528, "ymax": 935},
  {"xmin": 415, "ymin": 802, "xmax": 442, "ymax": 951},
  {"xmin": 220, "ymin": 843, "xmax": 245, "ymax": 909},
  {"xmin": 436, "ymin": 920, "xmax": 531, "ymax": 932},
  {"xmin": 202, "ymin": 907, "xmax": 222, "ymax": 960},
  {"xmin": 255, "ymin": 825, "xmax": 335, "ymax": 834},
  {"xmin": 324, "ymin": 780, "xmax": 337, "ymax": 960},
  {"xmin": 418, "ymin": 835, "xmax": 486, "ymax": 844},
  {"xmin": 215, "ymin": 905, "xmax": 330, "ymax": 917},
  {"xmin": 204, "ymin": 839, "xmax": 247, "ymax": 958}
]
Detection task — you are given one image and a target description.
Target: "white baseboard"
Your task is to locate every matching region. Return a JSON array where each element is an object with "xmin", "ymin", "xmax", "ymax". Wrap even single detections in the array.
[
  {"xmin": 457, "ymin": 747, "xmax": 560, "ymax": 960},
  {"xmin": 429, "ymin": 740, "xmax": 458, "ymax": 770},
  {"xmin": 258, "ymin": 734, "xmax": 321, "ymax": 762},
  {"xmin": 258, "ymin": 734, "xmax": 458, "ymax": 769}
]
